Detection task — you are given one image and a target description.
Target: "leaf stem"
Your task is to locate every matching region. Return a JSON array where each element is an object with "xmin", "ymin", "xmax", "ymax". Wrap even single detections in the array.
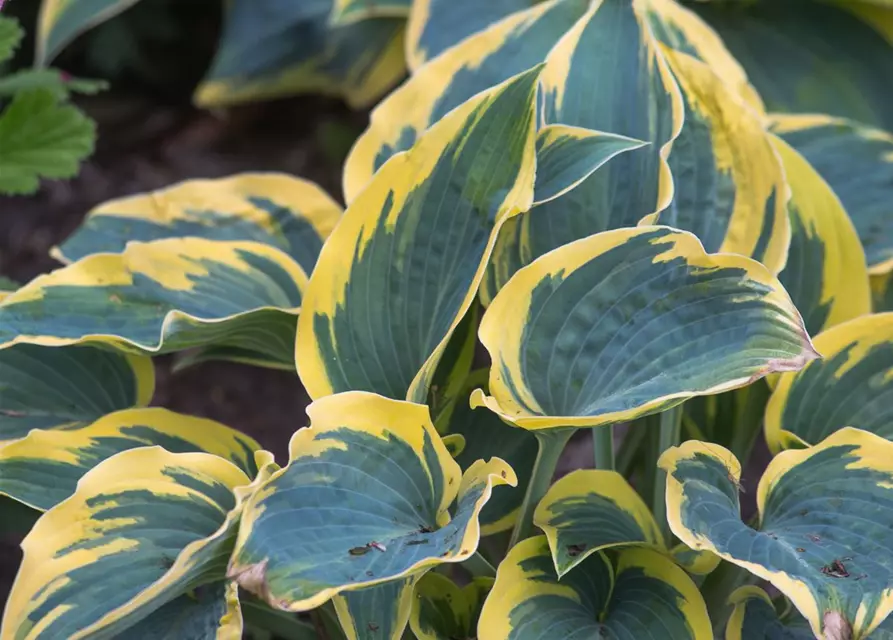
[
  {"xmin": 509, "ymin": 428, "xmax": 574, "ymax": 549},
  {"xmin": 652, "ymin": 406, "xmax": 683, "ymax": 544},
  {"xmin": 615, "ymin": 423, "xmax": 646, "ymax": 478},
  {"xmin": 592, "ymin": 426, "xmax": 615, "ymax": 470},
  {"xmin": 728, "ymin": 380, "xmax": 770, "ymax": 464},
  {"xmin": 462, "ymin": 551, "xmax": 497, "ymax": 578}
]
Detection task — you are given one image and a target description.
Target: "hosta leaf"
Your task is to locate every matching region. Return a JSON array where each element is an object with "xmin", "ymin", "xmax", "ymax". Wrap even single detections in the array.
[
  {"xmin": 332, "ymin": 578, "xmax": 416, "ymax": 640},
  {"xmin": 660, "ymin": 429, "xmax": 893, "ymax": 639},
  {"xmin": 649, "ymin": 49, "xmax": 789, "ymax": 275},
  {"xmin": 425, "ymin": 305, "xmax": 478, "ymax": 432},
  {"xmin": 478, "ymin": 538, "xmax": 711, "ymax": 639},
  {"xmin": 405, "ymin": 0, "xmax": 529, "ymax": 69},
  {"xmin": 534, "ymin": 469, "xmax": 719, "ymax": 577},
  {"xmin": 296, "ymin": 67, "xmax": 539, "ymax": 403},
  {"xmin": 344, "ymin": 0, "xmax": 589, "ymax": 202},
  {"xmin": 0, "ymin": 447, "xmax": 274, "ymax": 639},
  {"xmin": 55, "ymin": 173, "xmax": 342, "ymax": 275},
  {"xmin": 875, "ymin": 273, "xmax": 893, "ymax": 313},
  {"xmin": 725, "ymin": 586, "xmax": 815, "ymax": 640},
  {"xmin": 0, "ymin": 238, "xmax": 306, "ymax": 368},
  {"xmin": 765, "ymin": 314, "xmax": 893, "ymax": 452},
  {"xmin": 642, "ymin": 0, "xmax": 763, "ymax": 111},
  {"xmin": 0, "ymin": 344, "xmax": 154, "ymax": 444},
  {"xmin": 771, "ymin": 115, "xmax": 893, "ymax": 276},
  {"xmin": 689, "ymin": 0, "xmax": 893, "ymax": 131},
  {"xmin": 229, "ymin": 392, "xmax": 516, "ymax": 611},
  {"xmin": 123, "ymin": 581, "xmax": 243, "ymax": 640},
  {"xmin": 533, "ymin": 469, "xmax": 664, "ymax": 576},
  {"xmin": 482, "ymin": 0, "xmax": 684, "ymax": 302},
  {"xmin": 0, "ymin": 407, "xmax": 260, "ymax": 510},
  {"xmin": 770, "ymin": 135, "xmax": 871, "ymax": 336},
  {"xmin": 35, "ymin": 0, "xmax": 142, "ymax": 65},
  {"xmin": 532, "ymin": 125, "xmax": 648, "ymax": 205},
  {"xmin": 0, "ymin": 89, "xmax": 95, "ymax": 196},
  {"xmin": 410, "ymin": 573, "xmax": 492, "ymax": 640},
  {"xmin": 450, "ymin": 370, "xmax": 537, "ymax": 535},
  {"xmin": 194, "ymin": 0, "xmax": 405, "ymax": 109},
  {"xmin": 473, "ymin": 226, "xmax": 817, "ymax": 430},
  {"xmin": 332, "ymin": 0, "xmax": 411, "ymax": 24}
]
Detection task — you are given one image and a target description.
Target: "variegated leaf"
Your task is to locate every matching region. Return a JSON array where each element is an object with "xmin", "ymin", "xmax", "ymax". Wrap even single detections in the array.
[
  {"xmin": 0, "ymin": 238, "xmax": 305, "ymax": 369},
  {"xmin": 332, "ymin": 578, "xmax": 416, "ymax": 640},
  {"xmin": 229, "ymin": 392, "xmax": 516, "ymax": 611},
  {"xmin": 0, "ymin": 344, "xmax": 154, "ymax": 444},
  {"xmin": 765, "ymin": 313, "xmax": 893, "ymax": 452},
  {"xmin": 0, "ymin": 447, "xmax": 275, "ymax": 639},
  {"xmin": 36, "ymin": 0, "xmax": 142, "ymax": 66},
  {"xmin": 478, "ymin": 538, "xmax": 711, "ymax": 639},
  {"xmin": 649, "ymin": 49, "xmax": 789, "ymax": 275},
  {"xmin": 770, "ymin": 134, "xmax": 871, "ymax": 336},
  {"xmin": 296, "ymin": 67, "xmax": 539, "ymax": 403},
  {"xmin": 331, "ymin": 0, "xmax": 411, "ymax": 25},
  {"xmin": 195, "ymin": 0, "xmax": 405, "ymax": 109},
  {"xmin": 690, "ymin": 0, "xmax": 893, "ymax": 130},
  {"xmin": 772, "ymin": 115, "xmax": 893, "ymax": 276},
  {"xmin": 0, "ymin": 407, "xmax": 260, "ymax": 510},
  {"xmin": 474, "ymin": 226, "xmax": 817, "ymax": 430},
  {"xmin": 344, "ymin": 0, "xmax": 590, "ymax": 202},
  {"xmin": 55, "ymin": 173, "xmax": 342, "ymax": 276},
  {"xmin": 410, "ymin": 573, "xmax": 492, "ymax": 640},
  {"xmin": 661, "ymin": 430, "xmax": 893, "ymax": 639}
]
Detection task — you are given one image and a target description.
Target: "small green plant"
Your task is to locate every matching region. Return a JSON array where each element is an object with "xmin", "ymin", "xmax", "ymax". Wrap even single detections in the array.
[
  {"xmin": 0, "ymin": 13, "xmax": 102, "ymax": 195},
  {"xmin": 1, "ymin": 0, "xmax": 892, "ymax": 639}
]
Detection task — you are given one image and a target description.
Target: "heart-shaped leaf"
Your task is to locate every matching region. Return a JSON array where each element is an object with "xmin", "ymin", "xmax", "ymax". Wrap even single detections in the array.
[
  {"xmin": 1, "ymin": 447, "xmax": 275, "ymax": 639},
  {"xmin": 661, "ymin": 429, "xmax": 893, "ymax": 639},
  {"xmin": 770, "ymin": 134, "xmax": 871, "ymax": 336},
  {"xmin": 229, "ymin": 392, "xmax": 516, "ymax": 611},
  {"xmin": 0, "ymin": 344, "xmax": 154, "ymax": 444},
  {"xmin": 54, "ymin": 173, "xmax": 342, "ymax": 276},
  {"xmin": 474, "ymin": 226, "xmax": 817, "ymax": 430},
  {"xmin": 689, "ymin": 1, "xmax": 893, "ymax": 131},
  {"xmin": 765, "ymin": 313, "xmax": 893, "ymax": 452},
  {"xmin": 772, "ymin": 115, "xmax": 893, "ymax": 275},
  {"xmin": 0, "ymin": 407, "xmax": 260, "ymax": 510},
  {"xmin": 296, "ymin": 67, "xmax": 539, "ymax": 403},
  {"xmin": 478, "ymin": 537, "xmax": 711, "ymax": 639},
  {"xmin": 0, "ymin": 238, "xmax": 305, "ymax": 368}
]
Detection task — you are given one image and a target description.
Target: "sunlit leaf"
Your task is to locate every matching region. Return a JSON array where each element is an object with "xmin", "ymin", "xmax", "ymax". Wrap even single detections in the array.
[
  {"xmin": 474, "ymin": 226, "xmax": 817, "ymax": 430},
  {"xmin": 229, "ymin": 392, "xmax": 516, "ymax": 611},
  {"xmin": 478, "ymin": 537, "xmax": 711, "ymax": 639},
  {"xmin": 661, "ymin": 429, "xmax": 893, "ymax": 639},
  {"xmin": 296, "ymin": 67, "xmax": 539, "ymax": 403},
  {"xmin": 765, "ymin": 313, "xmax": 893, "ymax": 452}
]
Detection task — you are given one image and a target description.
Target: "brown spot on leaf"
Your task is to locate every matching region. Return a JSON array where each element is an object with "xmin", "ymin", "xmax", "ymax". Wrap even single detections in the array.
[
  {"xmin": 228, "ymin": 559, "xmax": 274, "ymax": 604},
  {"xmin": 567, "ymin": 544, "xmax": 587, "ymax": 558},
  {"xmin": 822, "ymin": 611, "xmax": 853, "ymax": 640}
]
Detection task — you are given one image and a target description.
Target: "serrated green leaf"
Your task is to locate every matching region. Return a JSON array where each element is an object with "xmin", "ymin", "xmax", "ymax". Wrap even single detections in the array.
[
  {"xmin": 0, "ymin": 15, "xmax": 23, "ymax": 64},
  {"xmin": 0, "ymin": 88, "xmax": 95, "ymax": 195}
]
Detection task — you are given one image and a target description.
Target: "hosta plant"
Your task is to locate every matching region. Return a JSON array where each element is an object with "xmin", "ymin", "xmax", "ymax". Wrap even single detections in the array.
[{"xmin": 1, "ymin": 0, "xmax": 893, "ymax": 639}]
